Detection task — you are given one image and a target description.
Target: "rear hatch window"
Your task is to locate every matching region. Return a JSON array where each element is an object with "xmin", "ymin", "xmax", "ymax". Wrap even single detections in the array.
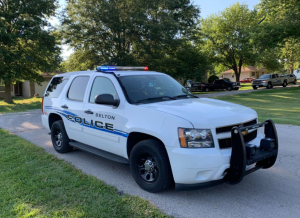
[{"xmin": 45, "ymin": 77, "xmax": 69, "ymax": 98}]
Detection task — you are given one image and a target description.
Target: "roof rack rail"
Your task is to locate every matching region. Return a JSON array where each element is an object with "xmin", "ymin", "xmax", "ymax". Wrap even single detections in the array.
[{"xmin": 96, "ymin": 66, "xmax": 148, "ymax": 72}]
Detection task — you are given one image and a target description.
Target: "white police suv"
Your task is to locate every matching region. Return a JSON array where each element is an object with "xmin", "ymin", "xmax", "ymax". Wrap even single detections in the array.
[{"xmin": 42, "ymin": 66, "xmax": 279, "ymax": 192}]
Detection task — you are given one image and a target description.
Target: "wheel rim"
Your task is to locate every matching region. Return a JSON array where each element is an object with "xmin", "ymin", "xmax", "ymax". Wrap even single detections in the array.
[
  {"xmin": 136, "ymin": 152, "xmax": 158, "ymax": 183},
  {"xmin": 54, "ymin": 129, "xmax": 63, "ymax": 147},
  {"xmin": 206, "ymin": 88, "xmax": 209, "ymax": 92}
]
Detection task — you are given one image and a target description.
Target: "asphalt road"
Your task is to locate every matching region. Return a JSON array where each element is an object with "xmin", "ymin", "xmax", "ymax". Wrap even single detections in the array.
[
  {"xmin": 196, "ymin": 83, "xmax": 300, "ymax": 98},
  {"xmin": 1, "ymin": 110, "xmax": 300, "ymax": 218}
]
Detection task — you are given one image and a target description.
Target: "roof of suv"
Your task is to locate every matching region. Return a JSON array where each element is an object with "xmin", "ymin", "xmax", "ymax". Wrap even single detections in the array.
[{"xmin": 54, "ymin": 70, "xmax": 166, "ymax": 77}]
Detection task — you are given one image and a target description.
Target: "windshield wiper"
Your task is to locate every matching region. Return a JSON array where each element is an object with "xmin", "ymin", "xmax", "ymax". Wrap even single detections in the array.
[
  {"xmin": 136, "ymin": 96, "xmax": 177, "ymax": 103},
  {"xmin": 175, "ymin": 94, "xmax": 199, "ymax": 99}
]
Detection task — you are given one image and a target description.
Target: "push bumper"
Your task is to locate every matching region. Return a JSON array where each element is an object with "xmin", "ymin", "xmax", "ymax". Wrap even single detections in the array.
[
  {"xmin": 224, "ymin": 119, "xmax": 278, "ymax": 184},
  {"xmin": 174, "ymin": 119, "xmax": 278, "ymax": 191}
]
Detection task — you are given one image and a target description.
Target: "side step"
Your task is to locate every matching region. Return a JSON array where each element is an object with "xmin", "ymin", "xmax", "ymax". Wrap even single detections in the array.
[{"xmin": 69, "ymin": 141, "xmax": 129, "ymax": 164}]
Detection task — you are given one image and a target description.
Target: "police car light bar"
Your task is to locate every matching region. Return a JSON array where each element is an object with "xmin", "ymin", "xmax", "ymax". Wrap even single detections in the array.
[{"xmin": 96, "ymin": 66, "xmax": 148, "ymax": 72}]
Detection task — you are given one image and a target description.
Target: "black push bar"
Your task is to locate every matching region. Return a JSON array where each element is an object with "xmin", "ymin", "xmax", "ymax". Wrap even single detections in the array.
[{"xmin": 225, "ymin": 119, "xmax": 278, "ymax": 184}]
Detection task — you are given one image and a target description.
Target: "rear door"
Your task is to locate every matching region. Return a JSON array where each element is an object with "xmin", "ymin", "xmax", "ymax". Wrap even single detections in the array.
[
  {"xmin": 82, "ymin": 75, "xmax": 127, "ymax": 156},
  {"xmin": 61, "ymin": 75, "xmax": 90, "ymax": 143}
]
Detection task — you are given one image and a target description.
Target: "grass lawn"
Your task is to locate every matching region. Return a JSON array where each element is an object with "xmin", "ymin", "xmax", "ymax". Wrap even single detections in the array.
[
  {"xmin": 215, "ymin": 86, "xmax": 300, "ymax": 126},
  {"xmin": 0, "ymin": 129, "xmax": 168, "ymax": 217},
  {"xmin": 239, "ymin": 83, "xmax": 253, "ymax": 90},
  {"xmin": 0, "ymin": 97, "xmax": 42, "ymax": 114}
]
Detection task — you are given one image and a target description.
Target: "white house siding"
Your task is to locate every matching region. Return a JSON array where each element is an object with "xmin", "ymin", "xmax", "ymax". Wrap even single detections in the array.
[
  {"xmin": 34, "ymin": 81, "xmax": 49, "ymax": 97},
  {"xmin": 293, "ymin": 70, "xmax": 300, "ymax": 79}
]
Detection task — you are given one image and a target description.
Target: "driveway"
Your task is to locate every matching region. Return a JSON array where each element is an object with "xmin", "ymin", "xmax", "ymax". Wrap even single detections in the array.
[
  {"xmin": 196, "ymin": 84, "xmax": 300, "ymax": 98},
  {"xmin": 1, "ymin": 110, "xmax": 300, "ymax": 218}
]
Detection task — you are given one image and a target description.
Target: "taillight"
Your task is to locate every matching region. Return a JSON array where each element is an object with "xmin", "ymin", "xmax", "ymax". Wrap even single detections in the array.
[{"xmin": 42, "ymin": 96, "xmax": 44, "ymax": 114}]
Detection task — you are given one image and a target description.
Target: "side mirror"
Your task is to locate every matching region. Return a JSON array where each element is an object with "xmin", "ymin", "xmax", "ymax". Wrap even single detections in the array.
[{"xmin": 95, "ymin": 94, "xmax": 120, "ymax": 107}]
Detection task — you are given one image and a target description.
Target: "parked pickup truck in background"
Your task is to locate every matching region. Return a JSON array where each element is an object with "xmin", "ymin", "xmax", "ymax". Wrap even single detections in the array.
[
  {"xmin": 280, "ymin": 74, "xmax": 297, "ymax": 85},
  {"xmin": 252, "ymin": 74, "xmax": 288, "ymax": 89},
  {"xmin": 200, "ymin": 79, "xmax": 241, "ymax": 92}
]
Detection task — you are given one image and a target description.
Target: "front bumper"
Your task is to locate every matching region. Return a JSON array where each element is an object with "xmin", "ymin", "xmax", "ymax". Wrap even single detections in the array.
[
  {"xmin": 170, "ymin": 120, "xmax": 278, "ymax": 190},
  {"xmin": 252, "ymin": 82, "xmax": 267, "ymax": 87}
]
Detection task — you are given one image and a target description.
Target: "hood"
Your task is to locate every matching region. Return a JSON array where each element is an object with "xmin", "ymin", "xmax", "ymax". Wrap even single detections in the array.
[{"xmin": 138, "ymin": 98, "xmax": 257, "ymax": 128}]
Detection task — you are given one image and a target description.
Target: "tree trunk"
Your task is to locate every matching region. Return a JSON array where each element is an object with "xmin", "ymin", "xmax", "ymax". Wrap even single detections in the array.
[
  {"xmin": 4, "ymin": 83, "xmax": 14, "ymax": 104},
  {"xmin": 235, "ymin": 72, "xmax": 240, "ymax": 82}
]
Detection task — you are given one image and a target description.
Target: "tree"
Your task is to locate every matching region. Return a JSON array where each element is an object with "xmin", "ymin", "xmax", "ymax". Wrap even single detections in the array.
[
  {"xmin": 60, "ymin": 48, "xmax": 102, "ymax": 72},
  {"xmin": 165, "ymin": 43, "xmax": 212, "ymax": 85},
  {"xmin": 60, "ymin": 0, "xmax": 200, "ymax": 72},
  {"xmin": 258, "ymin": 0, "xmax": 300, "ymax": 41},
  {"xmin": 0, "ymin": 0, "xmax": 61, "ymax": 103},
  {"xmin": 200, "ymin": 3, "xmax": 258, "ymax": 82}
]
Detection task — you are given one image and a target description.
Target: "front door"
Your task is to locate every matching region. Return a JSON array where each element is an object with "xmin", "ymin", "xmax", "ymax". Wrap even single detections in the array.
[{"xmin": 82, "ymin": 75, "xmax": 126, "ymax": 156}]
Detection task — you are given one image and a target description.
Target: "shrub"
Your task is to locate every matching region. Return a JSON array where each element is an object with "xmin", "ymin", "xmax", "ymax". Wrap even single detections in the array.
[{"xmin": 208, "ymin": 75, "xmax": 219, "ymax": 83}]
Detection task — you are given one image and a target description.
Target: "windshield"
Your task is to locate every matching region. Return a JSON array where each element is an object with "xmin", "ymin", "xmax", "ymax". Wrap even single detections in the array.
[
  {"xmin": 259, "ymin": 75, "xmax": 271, "ymax": 79},
  {"xmin": 118, "ymin": 75, "xmax": 192, "ymax": 103}
]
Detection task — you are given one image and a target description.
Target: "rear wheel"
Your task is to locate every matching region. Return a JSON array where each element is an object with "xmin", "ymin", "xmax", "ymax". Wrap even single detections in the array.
[
  {"xmin": 130, "ymin": 139, "xmax": 173, "ymax": 193},
  {"xmin": 51, "ymin": 120, "xmax": 72, "ymax": 153},
  {"xmin": 252, "ymin": 86, "xmax": 257, "ymax": 90},
  {"xmin": 293, "ymin": 80, "xmax": 297, "ymax": 85},
  {"xmin": 205, "ymin": 87, "xmax": 210, "ymax": 92}
]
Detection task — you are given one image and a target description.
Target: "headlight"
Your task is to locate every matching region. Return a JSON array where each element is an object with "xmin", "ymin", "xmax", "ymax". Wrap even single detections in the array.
[
  {"xmin": 178, "ymin": 128, "xmax": 214, "ymax": 148},
  {"xmin": 262, "ymin": 80, "xmax": 267, "ymax": 82}
]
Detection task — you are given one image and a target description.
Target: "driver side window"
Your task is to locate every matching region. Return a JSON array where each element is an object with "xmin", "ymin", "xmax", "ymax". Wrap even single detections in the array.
[{"xmin": 89, "ymin": 77, "xmax": 119, "ymax": 103}]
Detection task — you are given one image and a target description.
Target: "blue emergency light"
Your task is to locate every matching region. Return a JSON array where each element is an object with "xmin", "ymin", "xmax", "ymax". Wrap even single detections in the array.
[{"xmin": 96, "ymin": 66, "xmax": 148, "ymax": 72}]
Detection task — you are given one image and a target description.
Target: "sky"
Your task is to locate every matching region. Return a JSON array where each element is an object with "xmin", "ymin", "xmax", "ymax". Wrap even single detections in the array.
[{"xmin": 50, "ymin": 0, "xmax": 261, "ymax": 60}]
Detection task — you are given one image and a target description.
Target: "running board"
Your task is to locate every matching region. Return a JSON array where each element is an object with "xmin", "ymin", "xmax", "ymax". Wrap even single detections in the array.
[{"xmin": 69, "ymin": 141, "xmax": 129, "ymax": 164}]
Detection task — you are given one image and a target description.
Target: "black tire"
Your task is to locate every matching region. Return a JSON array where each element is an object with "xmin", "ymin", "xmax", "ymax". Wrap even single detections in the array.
[
  {"xmin": 129, "ymin": 139, "xmax": 173, "ymax": 193},
  {"xmin": 267, "ymin": 82, "xmax": 273, "ymax": 89},
  {"xmin": 283, "ymin": 81, "xmax": 287, "ymax": 87},
  {"xmin": 227, "ymin": 86, "xmax": 232, "ymax": 91},
  {"xmin": 205, "ymin": 87, "xmax": 210, "ymax": 92},
  {"xmin": 293, "ymin": 80, "xmax": 297, "ymax": 85},
  {"xmin": 235, "ymin": 88, "xmax": 239, "ymax": 91},
  {"xmin": 51, "ymin": 120, "xmax": 72, "ymax": 153},
  {"xmin": 252, "ymin": 86, "xmax": 257, "ymax": 90}
]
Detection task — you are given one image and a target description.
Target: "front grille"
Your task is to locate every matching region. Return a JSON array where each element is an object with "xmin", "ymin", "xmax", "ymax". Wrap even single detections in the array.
[
  {"xmin": 218, "ymin": 130, "xmax": 258, "ymax": 149},
  {"xmin": 253, "ymin": 80, "xmax": 262, "ymax": 85},
  {"xmin": 216, "ymin": 119, "xmax": 257, "ymax": 134}
]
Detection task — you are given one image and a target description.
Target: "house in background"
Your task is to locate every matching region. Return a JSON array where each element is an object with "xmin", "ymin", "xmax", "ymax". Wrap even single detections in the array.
[
  {"xmin": 0, "ymin": 73, "xmax": 58, "ymax": 99},
  {"xmin": 293, "ymin": 70, "xmax": 300, "ymax": 79},
  {"xmin": 219, "ymin": 66, "xmax": 269, "ymax": 81}
]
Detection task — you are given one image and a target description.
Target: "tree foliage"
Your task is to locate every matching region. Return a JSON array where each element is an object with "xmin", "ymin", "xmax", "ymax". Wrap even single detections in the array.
[
  {"xmin": 60, "ymin": 0, "xmax": 211, "ymax": 81},
  {"xmin": 0, "ymin": 0, "xmax": 61, "ymax": 103},
  {"xmin": 200, "ymin": 3, "xmax": 259, "ymax": 82}
]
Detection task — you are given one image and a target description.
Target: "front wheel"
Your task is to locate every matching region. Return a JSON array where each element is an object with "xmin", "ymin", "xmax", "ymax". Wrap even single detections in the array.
[
  {"xmin": 267, "ymin": 82, "xmax": 273, "ymax": 89},
  {"xmin": 130, "ymin": 139, "xmax": 173, "ymax": 193},
  {"xmin": 282, "ymin": 81, "xmax": 287, "ymax": 87},
  {"xmin": 227, "ymin": 86, "xmax": 232, "ymax": 91},
  {"xmin": 293, "ymin": 80, "xmax": 297, "ymax": 85},
  {"xmin": 51, "ymin": 120, "xmax": 72, "ymax": 153},
  {"xmin": 252, "ymin": 86, "xmax": 257, "ymax": 90}
]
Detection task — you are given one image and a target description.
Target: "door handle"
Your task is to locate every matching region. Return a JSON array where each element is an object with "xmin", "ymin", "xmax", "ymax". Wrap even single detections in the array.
[
  {"xmin": 61, "ymin": 105, "xmax": 68, "ymax": 109},
  {"xmin": 84, "ymin": 110, "xmax": 94, "ymax": 114}
]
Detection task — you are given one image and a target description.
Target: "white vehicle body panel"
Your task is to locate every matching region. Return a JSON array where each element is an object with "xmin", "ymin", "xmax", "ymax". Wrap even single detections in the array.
[{"xmin": 42, "ymin": 70, "xmax": 263, "ymax": 185}]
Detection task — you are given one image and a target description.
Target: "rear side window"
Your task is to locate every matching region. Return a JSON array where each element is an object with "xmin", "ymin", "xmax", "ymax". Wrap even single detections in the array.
[
  {"xmin": 89, "ymin": 77, "xmax": 118, "ymax": 103},
  {"xmin": 45, "ymin": 77, "xmax": 69, "ymax": 98},
  {"xmin": 68, "ymin": 76, "xmax": 90, "ymax": 101}
]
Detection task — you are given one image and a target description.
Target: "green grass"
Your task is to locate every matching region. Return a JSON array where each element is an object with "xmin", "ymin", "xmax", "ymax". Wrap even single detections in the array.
[
  {"xmin": 215, "ymin": 86, "xmax": 300, "ymax": 126},
  {"xmin": 0, "ymin": 129, "xmax": 168, "ymax": 218},
  {"xmin": 0, "ymin": 97, "xmax": 42, "ymax": 114},
  {"xmin": 239, "ymin": 83, "xmax": 253, "ymax": 90}
]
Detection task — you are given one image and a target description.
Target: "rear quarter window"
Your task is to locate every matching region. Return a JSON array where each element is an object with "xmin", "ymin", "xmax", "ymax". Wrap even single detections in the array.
[{"xmin": 45, "ymin": 77, "xmax": 69, "ymax": 98}]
